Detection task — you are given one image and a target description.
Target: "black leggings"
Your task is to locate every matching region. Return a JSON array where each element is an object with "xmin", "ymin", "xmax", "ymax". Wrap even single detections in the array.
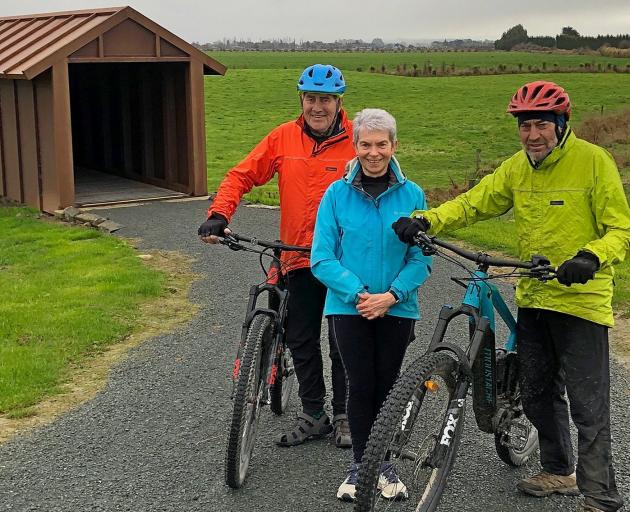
[{"xmin": 329, "ymin": 314, "xmax": 414, "ymax": 463}]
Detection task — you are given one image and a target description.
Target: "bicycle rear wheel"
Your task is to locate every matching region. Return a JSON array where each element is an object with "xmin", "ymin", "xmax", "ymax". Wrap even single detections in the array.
[
  {"xmin": 225, "ymin": 313, "xmax": 275, "ymax": 488},
  {"xmin": 269, "ymin": 344, "xmax": 296, "ymax": 415},
  {"xmin": 356, "ymin": 352, "xmax": 464, "ymax": 512},
  {"xmin": 493, "ymin": 351, "xmax": 538, "ymax": 466},
  {"xmin": 494, "ymin": 381, "xmax": 538, "ymax": 466}
]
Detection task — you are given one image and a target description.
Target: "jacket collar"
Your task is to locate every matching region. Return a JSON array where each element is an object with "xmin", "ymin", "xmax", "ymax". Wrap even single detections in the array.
[
  {"xmin": 343, "ymin": 155, "xmax": 407, "ymax": 188},
  {"xmin": 296, "ymin": 109, "xmax": 351, "ymax": 138},
  {"xmin": 527, "ymin": 128, "xmax": 576, "ymax": 170}
]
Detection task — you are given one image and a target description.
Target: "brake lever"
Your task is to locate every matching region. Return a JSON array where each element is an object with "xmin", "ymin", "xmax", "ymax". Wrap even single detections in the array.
[
  {"xmin": 220, "ymin": 234, "xmax": 244, "ymax": 251},
  {"xmin": 414, "ymin": 233, "xmax": 436, "ymax": 256},
  {"xmin": 524, "ymin": 265, "xmax": 557, "ymax": 282}
]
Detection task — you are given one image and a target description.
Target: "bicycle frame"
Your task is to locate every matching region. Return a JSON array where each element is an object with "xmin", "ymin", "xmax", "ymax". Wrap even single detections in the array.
[
  {"xmin": 224, "ymin": 234, "xmax": 310, "ymax": 404},
  {"xmin": 231, "ymin": 248, "xmax": 288, "ymax": 401},
  {"xmin": 417, "ymin": 233, "xmax": 553, "ymax": 465}
]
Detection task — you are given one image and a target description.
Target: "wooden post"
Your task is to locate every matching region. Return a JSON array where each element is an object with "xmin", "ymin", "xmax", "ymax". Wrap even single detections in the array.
[
  {"xmin": 52, "ymin": 61, "xmax": 74, "ymax": 208},
  {"xmin": 187, "ymin": 60, "xmax": 207, "ymax": 196}
]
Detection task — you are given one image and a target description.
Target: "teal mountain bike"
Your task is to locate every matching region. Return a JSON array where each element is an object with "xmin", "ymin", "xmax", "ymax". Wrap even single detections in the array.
[{"xmin": 355, "ymin": 233, "xmax": 556, "ymax": 512}]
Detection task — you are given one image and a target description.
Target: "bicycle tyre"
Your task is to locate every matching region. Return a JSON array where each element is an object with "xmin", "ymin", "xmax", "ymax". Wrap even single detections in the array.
[
  {"xmin": 356, "ymin": 352, "xmax": 464, "ymax": 512},
  {"xmin": 269, "ymin": 344, "xmax": 296, "ymax": 415},
  {"xmin": 494, "ymin": 382, "xmax": 538, "ymax": 467},
  {"xmin": 225, "ymin": 313, "xmax": 275, "ymax": 488}
]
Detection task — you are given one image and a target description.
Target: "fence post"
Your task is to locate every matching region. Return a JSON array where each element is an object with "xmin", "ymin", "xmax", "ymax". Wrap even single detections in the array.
[{"xmin": 469, "ymin": 149, "xmax": 481, "ymax": 189}]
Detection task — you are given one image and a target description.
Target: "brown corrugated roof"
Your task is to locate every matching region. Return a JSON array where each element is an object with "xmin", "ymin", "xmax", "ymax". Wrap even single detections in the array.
[{"xmin": 0, "ymin": 6, "xmax": 226, "ymax": 79}]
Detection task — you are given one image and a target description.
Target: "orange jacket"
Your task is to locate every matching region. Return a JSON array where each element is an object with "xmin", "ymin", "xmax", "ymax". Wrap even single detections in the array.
[{"xmin": 208, "ymin": 110, "xmax": 355, "ymax": 272}]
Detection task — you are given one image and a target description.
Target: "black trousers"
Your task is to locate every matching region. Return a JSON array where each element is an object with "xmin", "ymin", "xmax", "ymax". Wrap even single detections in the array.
[
  {"xmin": 285, "ymin": 268, "xmax": 346, "ymax": 416},
  {"xmin": 329, "ymin": 314, "xmax": 414, "ymax": 463},
  {"xmin": 517, "ymin": 308, "xmax": 624, "ymax": 512}
]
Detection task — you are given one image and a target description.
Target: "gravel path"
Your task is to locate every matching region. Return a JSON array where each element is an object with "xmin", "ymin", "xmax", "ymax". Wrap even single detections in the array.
[{"xmin": 0, "ymin": 198, "xmax": 627, "ymax": 512}]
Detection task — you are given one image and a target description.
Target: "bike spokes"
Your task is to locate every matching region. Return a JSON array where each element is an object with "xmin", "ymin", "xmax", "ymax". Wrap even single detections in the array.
[{"xmin": 372, "ymin": 371, "xmax": 455, "ymax": 511}]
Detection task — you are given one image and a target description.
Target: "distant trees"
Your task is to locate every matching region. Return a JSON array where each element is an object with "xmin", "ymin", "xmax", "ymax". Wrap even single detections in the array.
[
  {"xmin": 495, "ymin": 24, "xmax": 630, "ymax": 51},
  {"xmin": 561, "ymin": 26, "xmax": 580, "ymax": 37},
  {"xmin": 371, "ymin": 38, "xmax": 385, "ymax": 49},
  {"xmin": 495, "ymin": 24, "xmax": 528, "ymax": 50}
]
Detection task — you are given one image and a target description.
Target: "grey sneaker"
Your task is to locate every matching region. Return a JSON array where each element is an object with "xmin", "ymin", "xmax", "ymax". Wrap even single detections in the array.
[
  {"xmin": 378, "ymin": 462, "xmax": 408, "ymax": 500},
  {"xmin": 333, "ymin": 414, "xmax": 352, "ymax": 448},
  {"xmin": 337, "ymin": 462, "xmax": 360, "ymax": 501},
  {"xmin": 517, "ymin": 471, "xmax": 579, "ymax": 497}
]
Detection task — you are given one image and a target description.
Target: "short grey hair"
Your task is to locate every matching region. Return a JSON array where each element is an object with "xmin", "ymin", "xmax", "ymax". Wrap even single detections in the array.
[{"xmin": 353, "ymin": 108, "xmax": 397, "ymax": 145}]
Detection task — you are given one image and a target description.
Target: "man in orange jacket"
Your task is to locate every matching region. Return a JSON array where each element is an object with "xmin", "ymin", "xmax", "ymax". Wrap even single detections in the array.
[{"xmin": 198, "ymin": 64, "xmax": 355, "ymax": 447}]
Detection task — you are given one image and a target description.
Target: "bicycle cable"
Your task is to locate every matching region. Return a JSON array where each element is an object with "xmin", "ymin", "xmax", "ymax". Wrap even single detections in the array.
[{"xmin": 220, "ymin": 236, "xmax": 309, "ymax": 289}]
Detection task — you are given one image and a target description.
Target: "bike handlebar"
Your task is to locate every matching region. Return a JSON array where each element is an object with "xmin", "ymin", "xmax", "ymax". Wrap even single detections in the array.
[
  {"xmin": 414, "ymin": 233, "xmax": 555, "ymax": 277},
  {"xmin": 221, "ymin": 232, "xmax": 311, "ymax": 253}
]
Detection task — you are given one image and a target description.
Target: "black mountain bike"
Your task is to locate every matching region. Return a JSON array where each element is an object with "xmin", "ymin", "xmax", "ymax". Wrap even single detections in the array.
[
  {"xmin": 221, "ymin": 233, "xmax": 310, "ymax": 489},
  {"xmin": 355, "ymin": 233, "xmax": 556, "ymax": 511}
]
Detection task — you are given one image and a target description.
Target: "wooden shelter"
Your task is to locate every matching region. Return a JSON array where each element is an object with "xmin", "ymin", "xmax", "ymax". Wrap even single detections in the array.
[{"xmin": 0, "ymin": 6, "xmax": 225, "ymax": 211}]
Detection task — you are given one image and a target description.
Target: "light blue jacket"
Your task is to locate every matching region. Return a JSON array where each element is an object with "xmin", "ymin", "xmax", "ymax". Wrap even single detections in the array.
[{"xmin": 311, "ymin": 156, "xmax": 432, "ymax": 319}]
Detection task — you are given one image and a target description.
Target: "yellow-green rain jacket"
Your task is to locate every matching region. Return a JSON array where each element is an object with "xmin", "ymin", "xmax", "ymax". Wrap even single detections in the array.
[{"xmin": 415, "ymin": 130, "xmax": 630, "ymax": 326}]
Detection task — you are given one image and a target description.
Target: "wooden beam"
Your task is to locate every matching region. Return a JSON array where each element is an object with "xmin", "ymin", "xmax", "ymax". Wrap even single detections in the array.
[
  {"xmin": 140, "ymin": 64, "xmax": 154, "ymax": 178},
  {"xmin": 187, "ymin": 60, "xmax": 207, "ymax": 196},
  {"xmin": 16, "ymin": 80, "xmax": 41, "ymax": 206},
  {"xmin": 52, "ymin": 61, "xmax": 74, "ymax": 208}
]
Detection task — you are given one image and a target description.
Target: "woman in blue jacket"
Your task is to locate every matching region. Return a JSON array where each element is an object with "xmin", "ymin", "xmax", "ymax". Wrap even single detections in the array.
[{"xmin": 311, "ymin": 108, "xmax": 432, "ymax": 502}]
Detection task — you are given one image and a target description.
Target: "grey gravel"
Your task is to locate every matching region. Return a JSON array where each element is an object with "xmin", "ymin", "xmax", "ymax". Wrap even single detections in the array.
[{"xmin": 0, "ymin": 198, "xmax": 627, "ymax": 512}]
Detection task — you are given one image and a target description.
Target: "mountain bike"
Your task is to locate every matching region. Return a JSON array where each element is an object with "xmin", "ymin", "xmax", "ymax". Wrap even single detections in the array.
[
  {"xmin": 355, "ymin": 233, "xmax": 556, "ymax": 511},
  {"xmin": 220, "ymin": 233, "xmax": 310, "ymax": 489}
]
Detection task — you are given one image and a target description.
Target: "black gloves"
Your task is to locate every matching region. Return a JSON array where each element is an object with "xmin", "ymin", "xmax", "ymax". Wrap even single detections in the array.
[
  {"xmin": 392, "ymin": 216, "xmax": 431, "ymax": 244},
  {"xmin": 198, "ymin": 213, "xmax": 228, "ymax": 237},
  {"xmin": 556, "ymin": 251, "xmax": 599, "ymax": 286}
]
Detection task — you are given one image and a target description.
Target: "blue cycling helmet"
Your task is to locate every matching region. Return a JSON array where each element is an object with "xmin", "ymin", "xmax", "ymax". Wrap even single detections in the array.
[{"xmin": 297, "ymin": 64, "xmax": 346, "ymax": 95}]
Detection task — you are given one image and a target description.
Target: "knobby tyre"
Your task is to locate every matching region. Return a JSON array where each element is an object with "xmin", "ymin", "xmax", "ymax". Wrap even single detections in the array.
[
  {"xmin": 355, "ymin": 352, "xmax": 464, "ymax": 512},
  {"xmin": 269, "ymin": 344, "xmax": 296, "ymax": 415},
  {"xmin": 225, "ymin": 313, "xmax": 275, "ymax": 488}
]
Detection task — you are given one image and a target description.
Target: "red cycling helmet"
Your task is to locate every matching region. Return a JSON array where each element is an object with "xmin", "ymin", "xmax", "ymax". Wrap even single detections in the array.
[{"xmin": 507, "ymin": 80, "xmax": 571, "ymax": 119}]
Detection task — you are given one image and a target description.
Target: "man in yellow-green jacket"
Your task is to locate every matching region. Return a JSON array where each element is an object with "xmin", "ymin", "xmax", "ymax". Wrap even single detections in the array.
[{"xmin": 394, "ymin": 81, "xmax": 629, "ymax": 512}]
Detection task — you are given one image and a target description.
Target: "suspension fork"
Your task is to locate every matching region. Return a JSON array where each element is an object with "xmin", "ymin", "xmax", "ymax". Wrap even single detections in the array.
[{"xmin": 426, "ymin": 379, "xmax": 469, "ymax": 468}]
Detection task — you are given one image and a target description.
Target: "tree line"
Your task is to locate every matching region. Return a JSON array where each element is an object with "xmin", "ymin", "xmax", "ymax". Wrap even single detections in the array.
[{"xmin": 496, "ymin": 25, "xmax": 630, "ymax": 51}]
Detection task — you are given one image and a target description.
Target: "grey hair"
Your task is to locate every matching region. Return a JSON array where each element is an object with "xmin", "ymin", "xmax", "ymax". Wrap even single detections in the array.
[{"xmin": 352, "ymin": 108, "xmax": 397, "ymax": 145}]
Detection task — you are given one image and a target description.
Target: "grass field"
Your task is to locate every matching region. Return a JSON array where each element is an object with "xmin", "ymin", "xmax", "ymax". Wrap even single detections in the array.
[
  {"xmin": 203, "ymin": 52, "xmax": 630, "ymax": 312},
  {"xmin": 208, "ymin": 50, "xmax": 630, "ymax": 72},
  {"xmin": 204, "ymin": 70, "xmax": 630, "ymax": 194},
  {"xmin": 0, "ymin": 207, "xmax": 165, "ymax": 416}
]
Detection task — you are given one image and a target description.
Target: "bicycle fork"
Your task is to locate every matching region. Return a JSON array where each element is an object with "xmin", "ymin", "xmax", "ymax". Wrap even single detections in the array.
[{"xmin": 426, "ymin": 379, "xmax": 468, "ymax": 468}]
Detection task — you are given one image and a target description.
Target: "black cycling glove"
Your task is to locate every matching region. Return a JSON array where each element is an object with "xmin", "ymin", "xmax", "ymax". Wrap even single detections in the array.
[
  {"xmin": 392, "ymin": 216, "xmax": 431, "ymax": 244},
  {"xmin": 556, "ymin": 251, "xmax": 599, "ymax": 286},
  {"xmin": 198, "ymin": 213, "xmax": 228, "ymax": 237}
]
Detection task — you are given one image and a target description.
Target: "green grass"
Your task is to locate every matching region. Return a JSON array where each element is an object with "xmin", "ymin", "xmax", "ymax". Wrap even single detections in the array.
[
  {"xmin": 209, "ymin": 50, "xmax": 630, "ymax": 72},
  {"xmin": 205, "ymin": 70, "xmax": 630, "ymax": 195},
  {"xmin": 0, "ymin": 207, "xmax": 165, "ymax": 415}
]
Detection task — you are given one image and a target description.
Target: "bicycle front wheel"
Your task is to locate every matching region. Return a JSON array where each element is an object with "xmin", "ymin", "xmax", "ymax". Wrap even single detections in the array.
[
  {"xmin": 225, "ymin": 313, "xmax": 275, "ymax": 488},
  {"xmin": 269, "ymin": 344, "xmax": 296, "ymax": 415},
  {"xmin": 356, "ymin": 352, "xmax": 464, "ymax": 512}
]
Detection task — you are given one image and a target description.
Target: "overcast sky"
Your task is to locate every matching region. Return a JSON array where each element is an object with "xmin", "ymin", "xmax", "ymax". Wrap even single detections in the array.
[{"xmin": 2, "ymin": 0, "xmax": 629, "ymax": 43}]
